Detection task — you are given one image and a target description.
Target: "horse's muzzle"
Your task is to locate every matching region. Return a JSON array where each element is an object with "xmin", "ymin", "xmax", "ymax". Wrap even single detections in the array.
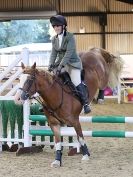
[{"xmin": 21, "ymin": 91, "xmax": 29, "ymax": 100}]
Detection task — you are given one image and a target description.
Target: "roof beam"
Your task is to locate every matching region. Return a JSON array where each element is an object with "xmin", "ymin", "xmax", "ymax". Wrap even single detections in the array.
[
  {"xmin": 60, "ymin": 11, "xmax": 133, "ymax": 17},
  {"xmin": 116, "ymin": 0, "xmax": 133, "ymax": 4},
  {"xmin": 0, "ymin": 11, "xmax": 57, "ymax": 20}
]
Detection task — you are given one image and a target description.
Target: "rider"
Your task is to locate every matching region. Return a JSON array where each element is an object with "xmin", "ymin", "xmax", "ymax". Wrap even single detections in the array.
[{"xmin": 48, "ymin": 15, "xmax": 91, "ymax": 114}]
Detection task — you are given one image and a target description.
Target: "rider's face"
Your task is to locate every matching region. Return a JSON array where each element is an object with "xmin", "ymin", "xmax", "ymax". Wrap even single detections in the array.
[{"xmin": 53, "ymin": 25, "xmax": 63, "ymax": 34}]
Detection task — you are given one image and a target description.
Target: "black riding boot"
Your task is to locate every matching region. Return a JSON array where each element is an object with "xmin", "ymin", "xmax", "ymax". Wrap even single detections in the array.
[
  {"xmin": 60, "ymin": 72, "xmax": 71, "ymax": 85},
  {"xmin": 76, "ymin": 83, "xmax": 91, "ymax": 114}
]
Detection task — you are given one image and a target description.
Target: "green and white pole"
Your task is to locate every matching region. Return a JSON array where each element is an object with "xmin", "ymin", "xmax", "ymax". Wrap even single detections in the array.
[
  {"xmin": 29, "ymin": 127, "xmax": 133, "ymax": 138},
  {"xmin": 29, "ymin": 115, "xmax": 133, "ymax": 124},
  {"xmin": 79, "ymin": 116, "xmax": 133, "ymax": 123}
]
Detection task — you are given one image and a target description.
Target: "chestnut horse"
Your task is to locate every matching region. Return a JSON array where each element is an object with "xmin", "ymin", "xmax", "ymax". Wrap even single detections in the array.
[{"xmin": 19, "ymin": 48, "xmax": 123, "ymax": 167}]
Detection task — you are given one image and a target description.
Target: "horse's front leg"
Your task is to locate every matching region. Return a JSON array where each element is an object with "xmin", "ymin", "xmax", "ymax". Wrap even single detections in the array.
[
  {"xmin": 48, "ymin": 117, "xmax": 62, "ymax": 167},
  {"xmin": 73, "ymin": 119, "xmax": 90, "ymax": 161}
]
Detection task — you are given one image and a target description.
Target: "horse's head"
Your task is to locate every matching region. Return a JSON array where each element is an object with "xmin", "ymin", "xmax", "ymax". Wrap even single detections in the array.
[{"xmin": 20, "ymin": 62, "xmax": 37, "ymax": 101}]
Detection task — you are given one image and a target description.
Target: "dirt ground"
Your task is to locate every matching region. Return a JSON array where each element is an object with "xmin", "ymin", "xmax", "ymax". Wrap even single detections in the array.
[{"xmin": 1, "ymin": 99, "xmax": 133, "ymax": 177}]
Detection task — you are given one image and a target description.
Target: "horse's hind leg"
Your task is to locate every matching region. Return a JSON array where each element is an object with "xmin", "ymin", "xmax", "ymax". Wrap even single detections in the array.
[{"xmin": 73, "ymin": 119, "xmax": 90, "ymax": 160}]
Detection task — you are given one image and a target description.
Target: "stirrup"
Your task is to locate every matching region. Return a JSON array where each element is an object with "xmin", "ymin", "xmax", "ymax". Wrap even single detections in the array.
[{"xmin": 83, "ymin": 104, "xmax": 91, "ymax": 114}]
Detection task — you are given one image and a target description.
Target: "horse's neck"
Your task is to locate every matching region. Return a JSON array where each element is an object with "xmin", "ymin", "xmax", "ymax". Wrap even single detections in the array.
[{"xmin": 36, "ymin": 74, "xmax": 59, "ymax": 105}]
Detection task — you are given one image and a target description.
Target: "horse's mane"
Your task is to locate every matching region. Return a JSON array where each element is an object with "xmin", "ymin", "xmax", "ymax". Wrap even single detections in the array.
[
  {"xmin": 22, "ymin": 66, "xmax": 54, "ymax": 85},
  {"xmin": 36, "ymin": 68, "xmax": 54, "ymax": 85}
]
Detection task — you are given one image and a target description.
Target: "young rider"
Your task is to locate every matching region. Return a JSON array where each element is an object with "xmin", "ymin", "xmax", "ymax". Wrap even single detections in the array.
[{"xmin": 48, "ymin": 15, "xmax": 91, "ymax": 114}]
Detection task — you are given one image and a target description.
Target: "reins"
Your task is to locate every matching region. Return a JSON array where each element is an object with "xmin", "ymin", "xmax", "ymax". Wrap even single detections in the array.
[{"xmin": 33, "ymin": 80, "xmax": 64, "ymax": 119}]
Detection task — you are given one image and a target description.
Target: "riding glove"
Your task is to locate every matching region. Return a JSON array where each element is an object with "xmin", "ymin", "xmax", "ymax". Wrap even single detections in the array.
[
  {"xmin": 56, "ymin": 65, "xmax": 63, "ymax": 76},
  {"xmin": 48, "ymin": 64, "xmax": 54, "ymax": 72}
]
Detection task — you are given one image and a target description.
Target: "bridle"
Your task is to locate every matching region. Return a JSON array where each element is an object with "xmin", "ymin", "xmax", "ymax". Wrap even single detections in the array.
[{"xmin": 20, "ymin": 73, "xmax": 37, "ymax": 100}]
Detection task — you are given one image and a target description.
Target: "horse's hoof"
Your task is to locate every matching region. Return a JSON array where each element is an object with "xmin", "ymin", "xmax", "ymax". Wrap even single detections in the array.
[
  {"xmin": 2, "ymin": 144, "xmax": 10, "ymax": 151},
  {"xmin": 9, "ymin": 144, "xmax": 18, "ymax": 152},
  {"xmin": 84, "ymin": 105, "xmax": 91, "ymax": 114},
  {"xmin": 97, "ymin": 99, "xmax": 104, "ymax": 104},
  {"xmin": 82, "ymin": 154, "xmax": 90, "ymax": 161},
  {"xmin": 51, "ymin": 160, "xmax": 61, "ymax": 167}
]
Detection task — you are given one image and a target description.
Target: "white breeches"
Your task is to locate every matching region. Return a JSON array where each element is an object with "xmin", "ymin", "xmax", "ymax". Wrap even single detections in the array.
[
  {"xmin": 53, "ymin": 64, "xmax": 81, "ymax": 86},
  {"xmin": 64, "ymin": 65, "xmax": 81, "ymax": 86}
]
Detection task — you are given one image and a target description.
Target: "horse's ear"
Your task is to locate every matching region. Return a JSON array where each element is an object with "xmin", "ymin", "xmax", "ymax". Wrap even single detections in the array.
[
  {"xmin": 32, "ymin": 62, "xmax": 36, "ymax": 69},
  {"xmin": 21, "ymin": 62, "xmax": 25, "ymax": 69}
]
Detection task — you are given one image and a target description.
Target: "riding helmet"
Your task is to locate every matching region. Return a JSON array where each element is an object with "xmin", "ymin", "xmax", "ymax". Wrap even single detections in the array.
[{"xmin": 50, "ymin": 15, "xmax": 67, "ymax": 26}]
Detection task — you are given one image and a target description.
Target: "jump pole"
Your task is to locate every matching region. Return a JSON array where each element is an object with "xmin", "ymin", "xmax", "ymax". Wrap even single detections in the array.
[
  {"xmin": 29, "ymin": 115, "xmax": 133, "ymax": 124},
  {"xmin": 29, "ymin": 127, "xmax": 133, "ymax": 138}
]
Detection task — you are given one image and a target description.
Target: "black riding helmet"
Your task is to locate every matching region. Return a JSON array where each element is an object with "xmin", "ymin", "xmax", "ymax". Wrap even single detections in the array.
[{"xmin": 50, "ymin": 15, "xmax": 67, "ymax": 27}]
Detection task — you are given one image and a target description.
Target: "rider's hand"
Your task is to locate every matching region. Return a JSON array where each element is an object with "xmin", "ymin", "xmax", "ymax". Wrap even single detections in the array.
[
  {"xmin": 48, "ymin": 64, "xmax": 54, "ymax": 72},
  {"xmin": 56, "ymin": 65, "xmax": 63, "ymax": 76}
]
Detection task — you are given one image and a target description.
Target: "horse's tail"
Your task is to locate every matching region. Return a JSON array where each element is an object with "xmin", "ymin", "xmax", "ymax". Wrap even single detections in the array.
[{"xmin": 99, "ymin": 48, "xmax": 124, "ymax": 88}]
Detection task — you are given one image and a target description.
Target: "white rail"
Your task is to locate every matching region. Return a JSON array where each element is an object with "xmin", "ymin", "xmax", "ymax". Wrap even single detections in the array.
[
  {"xmin": 6, "ymin": 83, "xmax": 20, "ymax": 96},
  {"xmin": 0, "ymin": 57, "xmax": 21, "ymax": 81},
  {"xmin": 0, "ymin": 69, "xmax": 22, "ymax": 94}
]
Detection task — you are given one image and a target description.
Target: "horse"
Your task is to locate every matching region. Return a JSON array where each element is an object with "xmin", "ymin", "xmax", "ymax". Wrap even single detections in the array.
[{"xmin": 18, "ymin": 47, "xmax": 123, "ymax": 167}]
